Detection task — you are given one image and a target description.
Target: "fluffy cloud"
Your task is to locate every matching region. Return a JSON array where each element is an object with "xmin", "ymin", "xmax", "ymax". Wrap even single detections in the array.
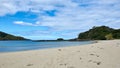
[
  {"xmin": 14, "ymin": 21, "xmax": 33, "ymax": 26},
  {"xmin": 0, "ymin": 0, "xmax": 120, "ymax": 39},
  {"xmin": 14, "ymin": 21, "xmax": 41, "ymax": 26}
]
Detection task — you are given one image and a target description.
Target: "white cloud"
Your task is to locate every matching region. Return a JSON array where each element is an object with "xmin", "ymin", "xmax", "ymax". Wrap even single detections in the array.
[
  {"xmin": 0, "ymin": 0, "xmax": 120, "ymax": 39},
  {"xmin": 14, "ymin": 21, "xmax": 34, "ymax": 26},
  {"xmin": 14, "ymin": 21, "xmax": 42, "ymax": 26}
]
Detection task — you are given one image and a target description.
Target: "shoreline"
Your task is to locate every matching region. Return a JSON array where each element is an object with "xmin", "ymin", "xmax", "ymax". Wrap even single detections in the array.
[
  {"xmin": 0, "ymin": 41, "xmax": 94, "ymax": 53},
  {"xmin": 0, "ymin": 40, "xmax": 120, "ymax": 68}
]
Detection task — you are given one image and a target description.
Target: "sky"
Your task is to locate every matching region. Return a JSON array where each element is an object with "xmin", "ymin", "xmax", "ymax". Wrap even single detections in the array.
[{"xmin": 0, "ymin": 0, "xmax": 120, "ymax": 40}]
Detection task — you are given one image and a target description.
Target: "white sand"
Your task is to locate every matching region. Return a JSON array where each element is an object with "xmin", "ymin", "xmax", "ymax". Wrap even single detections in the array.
[{"xmin": 0, "ymin": 40, "xmax": 120, "ymax": 68}]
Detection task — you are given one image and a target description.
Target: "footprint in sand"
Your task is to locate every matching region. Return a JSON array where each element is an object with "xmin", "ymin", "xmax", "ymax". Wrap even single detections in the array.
[
  {"xmin": 93, "ymin": 61, "xmax": 101, "ymax": 65},
  {"xmin": 97, "ymin": 62, "xmax": 101, "ymax": 65},
  {"xmin": 90, "ymin": 54, "xmax": 100, "ymax": 57},
  {"xmin": 80, "ymin": 57, "xmax": 82, "ymax": 60},
  {"xmin": 97, "ymin": 47, "xmax": 104, "ymax": 49},
  {"xmin": 59, "ymin": 63, "xmax": 67, "ymax": 66},
  {"xmin": 116, "ymin": 43, "xmax": 120, "ymax": 47},
  {"xmin": 90, "ymin": 54, "xmax": 94, "ymax": 56},
  {"xmin": 100, "ymin": 47, "xmax": 104, "ymax": 49},
  {"xmin": 88, "ymin": 60, "xmax": 101, "ymax": 65},
  {"xmin": 58, "ymin": 49, "xmax": 62, "ymax": 51},
  {"xmin": 67, "ymin": 66, "xmax": 75, "ymax": 68},
  {"xmin": 88, "ymin": 60, "xmax": 92, "ymax": 62},
  {"xmin": 26, "ymin": 64, "xmax": 33, "ymax": 66}
]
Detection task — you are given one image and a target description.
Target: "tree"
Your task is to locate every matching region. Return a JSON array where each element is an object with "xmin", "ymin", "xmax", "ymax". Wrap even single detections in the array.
[
  {"xmin": 57, "ymin": 38, "xmax": 64, "ymax": 41},
  {"xmin": 105, "ymin": 33, "xmax": 114, "ymax": 40},
  {"xmin": 78, "ymin": 26, "xmax": 118, "ymax": 40}
]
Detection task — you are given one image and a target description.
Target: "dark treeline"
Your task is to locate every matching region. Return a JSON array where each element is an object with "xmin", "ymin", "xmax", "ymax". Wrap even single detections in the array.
[
  {"xmin": 0, "ymin": 31, "xmax": 27, "ymax": 40},
  {"xmin": 78, "ymin": 26, "xmax": 120, "ymax": 40}
]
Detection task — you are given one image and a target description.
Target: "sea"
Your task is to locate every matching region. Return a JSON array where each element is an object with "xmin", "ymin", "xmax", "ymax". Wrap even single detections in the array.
[{"xmin": 0, "ymin": 41, "xmax": 93, "ymax": 52}]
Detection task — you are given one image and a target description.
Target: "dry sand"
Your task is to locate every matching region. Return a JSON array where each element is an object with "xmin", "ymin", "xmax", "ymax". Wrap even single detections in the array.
[{"xmin": 0, "ymin": 40, "xmax": 120, "ymax": 68}]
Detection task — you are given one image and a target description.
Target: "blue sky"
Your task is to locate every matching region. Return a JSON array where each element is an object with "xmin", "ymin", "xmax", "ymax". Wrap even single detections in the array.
[{"xmin": 0, "ymin": 0, "xmax": 120, "ymax": 40}]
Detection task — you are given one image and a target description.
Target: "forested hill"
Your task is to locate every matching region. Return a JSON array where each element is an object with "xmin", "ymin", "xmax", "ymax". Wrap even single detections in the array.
[
  {"xmin": 0, "ymin": 31, "xmax": 27, "ymax": 40},
  {"xmin": 1, "ymin": 26, "xmax": 120, "ymax": 40},
  {"xmin": 78, "ymin": 26, "xmax": 120, "ymax": 40}
]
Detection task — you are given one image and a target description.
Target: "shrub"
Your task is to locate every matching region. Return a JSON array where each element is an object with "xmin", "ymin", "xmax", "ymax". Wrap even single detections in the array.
[{"xmin": 105, "ymin": 33, "xmax": 114, "ymax": 40}]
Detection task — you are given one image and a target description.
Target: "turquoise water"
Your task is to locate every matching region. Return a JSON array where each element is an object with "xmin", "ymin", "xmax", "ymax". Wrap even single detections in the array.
[{"xmin": 0, "ymin": 41, "xmax": 93, "ymax": 52}]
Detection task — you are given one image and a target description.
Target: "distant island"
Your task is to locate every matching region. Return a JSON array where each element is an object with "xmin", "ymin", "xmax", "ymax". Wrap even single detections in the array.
[
  {"xmin": 0, "ymin": 31, "xmax": 27, "ymax": 40},
  {"xmin": 0, "ymin": 26, "xmax": 120, "ymax": 41}
]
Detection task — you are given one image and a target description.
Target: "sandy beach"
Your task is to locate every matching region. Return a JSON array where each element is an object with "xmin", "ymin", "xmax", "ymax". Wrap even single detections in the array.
[{"xmin": 0, "ymin": 40, "xmax": 120, "ymax": 68}]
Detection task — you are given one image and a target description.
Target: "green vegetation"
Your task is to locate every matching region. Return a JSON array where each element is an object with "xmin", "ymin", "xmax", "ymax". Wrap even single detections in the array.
[
  {"xmin": 105, "ymin": 33, "xmax": 114, "ymax": 40},
  {"xmin": 0, "ymin": 26, "xmax": 120, "ymax": 41},
  {"xmin": 112, "ymin": 29, "xmax": 120, "ymax": 39},
  {"xmin": 78, "ymin": 26, "xmax": 120, "ymax": 40},
  {"xmin": 0, "ymin": 31, "xmax": 27, "ymax": 40},
  {"xmin": 57, "ymin": 38, "xmax": 64, "ymax": 41}
]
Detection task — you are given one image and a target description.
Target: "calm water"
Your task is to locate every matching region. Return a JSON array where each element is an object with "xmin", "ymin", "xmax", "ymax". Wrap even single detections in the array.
[{"xmin": 0, "ymin": 41, "xmax": 93, "ymax": 52}]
